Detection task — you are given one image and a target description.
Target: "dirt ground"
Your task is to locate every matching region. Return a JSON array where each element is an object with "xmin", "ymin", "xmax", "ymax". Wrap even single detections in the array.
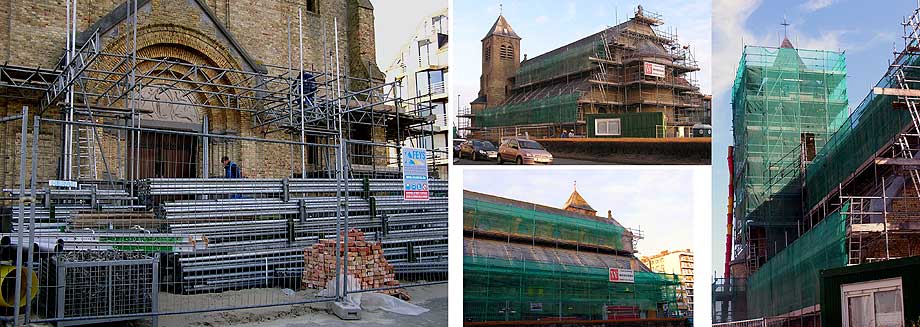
[{"xmin": 150, "ymin": 284, "xmax": 447, "ymax": 327}]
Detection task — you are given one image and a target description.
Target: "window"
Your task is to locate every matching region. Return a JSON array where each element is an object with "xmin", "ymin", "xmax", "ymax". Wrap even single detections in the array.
[
  {"xmin": 306, "ymin": 0, "xmax": 319, "ymax": 14},
  {"xmin": 595, "ymin": 118, "xmax": 621, "ymax": 136},
  {"xmin": 500, "ymin": 44, "xmax": 514, "ymax": 60},
  {"xmin": 841, "ymin": 278, "xmax": 904, "ymax": 327},
  {"xmin": 801, "ymin": 132, "xmax": 816, "ymax": 162}
]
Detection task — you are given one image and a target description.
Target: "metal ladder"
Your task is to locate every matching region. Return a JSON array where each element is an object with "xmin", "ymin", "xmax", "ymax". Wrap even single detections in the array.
[
  {"xmin": 893, "ymin": 68, "xmax": 920, "ymax": 197},
  {"xmin": 74, "ymin": 117, "xmax": 98, "ymax": 180},
  {"xmin": 846, "ymin": 198, "xmax": 865, "ymax": 265}
]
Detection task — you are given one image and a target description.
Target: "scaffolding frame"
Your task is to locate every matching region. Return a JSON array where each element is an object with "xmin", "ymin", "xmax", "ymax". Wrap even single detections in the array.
[
  {"xmin": 464, "ymin": 6, "xmax": 707, "ymax": 140},
  {"xmin": 0, "ymin": 1, "xmax": 449, "ymax": 325}
]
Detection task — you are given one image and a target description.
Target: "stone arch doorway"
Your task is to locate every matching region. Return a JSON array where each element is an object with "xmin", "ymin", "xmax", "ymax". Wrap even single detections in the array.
[{"xmin": 97, "ymin": 24, "xmax": 250, "ymax": 179}]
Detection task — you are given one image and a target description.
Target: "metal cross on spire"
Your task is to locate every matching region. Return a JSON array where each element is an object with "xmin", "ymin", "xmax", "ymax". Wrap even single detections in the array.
[
  {"xmin": 499, "ymin": 3, "xmax": 503, "ymax": 15},
  {"xmin": 781, "ymin": 16, "xmax": 790, "ymax": 38}
]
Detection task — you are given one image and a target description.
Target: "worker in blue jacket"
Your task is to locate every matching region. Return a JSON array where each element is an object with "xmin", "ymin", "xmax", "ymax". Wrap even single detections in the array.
[{"xmin": 222, "ymin": 156, "xmax": 242, "ymax": 178}]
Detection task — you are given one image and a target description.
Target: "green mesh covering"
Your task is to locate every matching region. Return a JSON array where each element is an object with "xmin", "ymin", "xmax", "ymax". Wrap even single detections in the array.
[
  {"xmin": 464, "ymin": 256, "xmax": 681, "ymax": 322},
  {"xmin": 732, "ymin": 45, "xmax": 848, "ymax": 253},
  {"xmin": 804, "ymin": 53, "xmax": 920, "ymax": 209},
  {"xmin": 746, "ymin": 203, "xmax": 848, "ymax": 317},
  {"xmin": 514, "ymin": 40, "xmax": 604, "ymax": 87},
  {"xmin": 473, "ymin": 94, "xmax": 580, "ymax": 128},
  {"xmin": 464, "ymin": 197, "xmax": 626, "ymax": 251}
]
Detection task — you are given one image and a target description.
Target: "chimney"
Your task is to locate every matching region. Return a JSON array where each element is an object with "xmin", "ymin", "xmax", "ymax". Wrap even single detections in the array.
[
  {"xmin": 523, "ymin": 54, "xmax": 528, "ymax": 61},
  {"xmin": 607, "ymin": 210, "xmax": 612, "ymax": 219}
]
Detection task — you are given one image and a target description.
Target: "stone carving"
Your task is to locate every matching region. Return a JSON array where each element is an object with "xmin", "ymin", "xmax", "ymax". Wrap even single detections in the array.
[{"xmin": 138, "ymin": 85, "xmax": 202, "ymax": 124}]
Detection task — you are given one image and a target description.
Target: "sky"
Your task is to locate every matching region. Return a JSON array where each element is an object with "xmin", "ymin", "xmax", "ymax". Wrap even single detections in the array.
[
  {"xmin": 463, "ymin": 168, "xmax": 699, "ymax": 257},
  {"xmin": 371, "ymin": 0, "xmax": 448, "ymax": 69},
  {"xmin": 451, "ymin": 0, "xmax": 712, "ymax": 118},
  {"xmin": 710, "ymin": 0, "xmax": 918, "ymax": 276}
]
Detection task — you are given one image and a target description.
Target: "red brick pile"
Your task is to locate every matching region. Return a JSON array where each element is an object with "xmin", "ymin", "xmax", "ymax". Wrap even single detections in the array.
[{"xmin": 302, "ymin": 228, "xmax": 409, "ymax": 300}]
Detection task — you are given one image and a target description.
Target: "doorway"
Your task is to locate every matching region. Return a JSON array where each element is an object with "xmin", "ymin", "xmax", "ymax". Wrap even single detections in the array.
[{"xmin": 133, "ymin": 131, "xmax": 199, "ymax": 179}]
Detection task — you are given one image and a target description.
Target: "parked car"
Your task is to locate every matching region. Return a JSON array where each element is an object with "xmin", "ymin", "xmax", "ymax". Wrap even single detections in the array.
[
  {"xmin": 692, "ymin": 124, "xmax": 712, "ymax": 137},
  {"xmin": 453, "ymin": 138, "xmax": 466, "ymax": 158},
  {"xmin": 498, "ymin": 138, "xmax": 553, "ymax": 165},
  {"xmin": 460, "ymin": 140, "xmax": 498, "ymax": 161}
]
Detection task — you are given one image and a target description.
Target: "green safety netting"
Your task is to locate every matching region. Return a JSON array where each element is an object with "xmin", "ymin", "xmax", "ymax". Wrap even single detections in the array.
[
  {"xmin": 731, "ymin": 45, "xmax": 848, "ymax": 249},
  {"xmin": 746, "ymin": 203, "xmax": 848, "ymax": 318},
  {"xmin": 514, "ymin": 40, "xmax": 604, "ymax": 87},
  {"xmin": 463, "ymin": 197, "xmax": 627, "ymax": 251},
  {"xmin": 464, "ymin": 256, "xmax": 681, "ymax": 322},
  {"xmin": 804, "ymin": 52, "xmax": 920, "ymax": 208},
  {"xmin": 473, "ymin": 94, "xmax": 580, "ymax": 128}
]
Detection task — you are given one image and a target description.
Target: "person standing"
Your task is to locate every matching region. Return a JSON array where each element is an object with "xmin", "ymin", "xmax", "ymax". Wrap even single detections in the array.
[{"xmin": 222, "ymin": 156, "xmax": 242, "ymax": 178}]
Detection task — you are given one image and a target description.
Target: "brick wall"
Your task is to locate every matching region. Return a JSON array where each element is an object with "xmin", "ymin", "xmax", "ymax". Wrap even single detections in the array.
[{"xmin": 1, "ymin": 0, "xmax": 385, "ymax": 182}]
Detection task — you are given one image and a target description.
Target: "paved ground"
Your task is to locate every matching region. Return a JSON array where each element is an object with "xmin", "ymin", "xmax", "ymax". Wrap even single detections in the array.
[
  {"xmin": 147, "ymin": 284, "xmax": 447, "ymax": 327},
  {"xmin": 455, "ymin": 157, "xmax": 608, "ymax": 165}
]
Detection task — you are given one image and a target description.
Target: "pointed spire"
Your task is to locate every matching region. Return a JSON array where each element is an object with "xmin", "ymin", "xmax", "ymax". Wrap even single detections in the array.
[
  {"xmin": 563, "ymin": 181, "xmax": 596, "ymax": 215},
  {"xmin": 780, "ymin": 17, "xmax": 795, "ymax": 49},
  {"xmin": 484, "ymin": 13, "xmax": 521, "ymax": 40}
]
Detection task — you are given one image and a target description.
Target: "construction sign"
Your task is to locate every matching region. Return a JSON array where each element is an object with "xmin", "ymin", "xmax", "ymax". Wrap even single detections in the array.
[
  {"xmin": 402, "ymin": 147, "xmax": 430, "ymax": 201},
  {"xmin": 609, "ymin": 268, "xmax": 635, "ymax": 283},
  {"xmin": 643, "ymin": 62, "xmax": 666, "ymax": 78}
]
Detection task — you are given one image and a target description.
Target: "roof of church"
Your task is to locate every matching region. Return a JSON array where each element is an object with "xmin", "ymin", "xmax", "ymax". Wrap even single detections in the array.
[
  {"xmin": 563, "ymin": 184, "xmax": 596, "ymax": 213},
  {"xmin": 484, "ymin": 15, "xmax": 520, "ymax": 40}
]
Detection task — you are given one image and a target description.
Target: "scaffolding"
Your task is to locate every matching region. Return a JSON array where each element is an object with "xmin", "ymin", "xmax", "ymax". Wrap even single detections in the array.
[
  {"xmin": 467, "ymin": 6, "xmax": 707, "ymax": 140},
  {"xmin": 0, "ymin": 1, "xmax": 448, "ymax": 325},
  {"xmin": 731, "ymin": 44, "xmax": 848, "ymax": 273},
  {"xmin": 462, "ymin": 191, "xmax": 678, "ymax": 323},
  {"xmin": 463, "ymin": 256, "xmax": 681, "ymax": 322},
  {"xmin": 724, "ymin": 5, "xmax": 920, "ymax": 324}
]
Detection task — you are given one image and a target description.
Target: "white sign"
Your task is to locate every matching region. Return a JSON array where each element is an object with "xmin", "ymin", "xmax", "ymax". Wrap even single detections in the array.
[
  {"xmin": 643, "ymin": 62, "xmax": 666, "ymax": 78},
  {"xmin": 609, "ymin": 268, "xmax": 635, "ymax": 283},
  {"xmin": 49, "ymin": 180, "xmax": 78, "ymax": 188},
  {"xmin": 402, "ymin": 147, "xmax": 429, "ymax": 201},
  {"xmin": 529, "ymin": 302, "xmax": 543, "ymax": 312}
]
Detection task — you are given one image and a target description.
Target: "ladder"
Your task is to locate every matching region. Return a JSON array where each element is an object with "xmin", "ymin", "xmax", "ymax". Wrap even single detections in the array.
[
  {"xmin": 893, "ymin": 68, "xmax": 920, "ymax": 197},
  {"xmin": 74, "ymin": 116, "xmax": 98, "ymax": 180},
  {"xmin": 846, "ymin": 198, "xmax": 865, "ymax": 265}
]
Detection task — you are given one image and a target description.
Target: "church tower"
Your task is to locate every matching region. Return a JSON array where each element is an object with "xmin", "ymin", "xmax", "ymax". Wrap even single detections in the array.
[
  {"xmin": 478, "ymin": 14, "xmax": 521, "ymax": 108},
  {"xmin": 563, "ymin": 182, "xmax": 598, "ymax": 217}
]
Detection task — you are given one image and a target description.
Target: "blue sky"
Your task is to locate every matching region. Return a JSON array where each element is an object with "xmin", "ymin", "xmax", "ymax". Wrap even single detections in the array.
[
  {"xmin": 710, "ymin": 0, "xmax": 917, "ymax": 275},
  {"xmin": 451, "ymin": 0, "xmax": 712, "ymax": 117},
  {"xmin": 464, "ymin": 168, "xmax": 700, "ymax": 257}
]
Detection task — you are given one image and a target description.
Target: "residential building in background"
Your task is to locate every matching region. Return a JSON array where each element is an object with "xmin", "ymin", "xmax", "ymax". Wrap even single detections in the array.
[
  {"xmin": 385, "ymin": 8, "xmax": 450, "ymax": 176},
  {"xmin": 641, "ymin": 249, "xmax": 695, "ymax": 316}
]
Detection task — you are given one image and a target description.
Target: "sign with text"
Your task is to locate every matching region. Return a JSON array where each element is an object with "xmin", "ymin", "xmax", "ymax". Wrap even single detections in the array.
[
  {"xmin": 402, "ymin": 147, "xmax": 429, "ymax": 201},
  {"xmin": 643, "ymin": 62, "xmax": 666, "ymax": 78},
  {"xmin": 49, "ymin": 180, "xmax": 78, "ymax": 188},
  {"xmin": 609, "ymin": 268, "xmax": 635, "ymax": 283}
]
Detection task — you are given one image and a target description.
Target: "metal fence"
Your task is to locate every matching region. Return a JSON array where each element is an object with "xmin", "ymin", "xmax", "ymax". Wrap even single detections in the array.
[{"xmin": 0, "ymin": 109, "xmax": 447, "ymax": 326}]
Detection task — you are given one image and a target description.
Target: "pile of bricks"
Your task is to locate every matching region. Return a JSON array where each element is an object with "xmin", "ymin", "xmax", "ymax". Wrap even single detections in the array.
[{"xmin": 302, "ymin": 228, "xmax": 410, "ymax": 300}]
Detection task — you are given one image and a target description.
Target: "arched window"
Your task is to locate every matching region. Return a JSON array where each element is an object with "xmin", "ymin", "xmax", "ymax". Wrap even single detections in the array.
[{"xmin": 500, "ymin": 44, "xmax": 514, "ymax": 60}]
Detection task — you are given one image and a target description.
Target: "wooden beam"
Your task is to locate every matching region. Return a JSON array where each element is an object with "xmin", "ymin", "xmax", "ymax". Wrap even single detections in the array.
[
  {"xmin": 875, "ymin": 158, "xmax": 920, "ymax": 165},
  {"xmin": 873, "ymin": 87, "xmax": 920, "ymax": 97}
]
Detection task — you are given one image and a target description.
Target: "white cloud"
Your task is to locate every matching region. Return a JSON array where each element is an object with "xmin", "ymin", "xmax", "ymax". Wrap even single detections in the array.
[
  {"xmin": 535, "ymin": 15, "xmax": 548, "ymax": 24},
  {"xmin": 801, "ymin": 0, "xmax": 837, "ymax": 12}
]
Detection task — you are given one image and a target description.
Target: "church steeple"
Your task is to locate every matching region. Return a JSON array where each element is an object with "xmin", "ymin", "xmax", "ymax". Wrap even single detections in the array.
[
  {"xmin": 563, "ymin": 181, "xmax": 597, "ymax": 216},
  {"xmin": 478, "ymin": 12, "xmax": 521, "ymax": 107},
  {"xmin": 484, "ymin": 14, "xmax": 520, "ymax": 41}
]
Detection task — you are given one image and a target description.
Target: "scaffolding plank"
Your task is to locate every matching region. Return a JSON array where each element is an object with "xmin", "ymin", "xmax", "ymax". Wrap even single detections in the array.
[{"xmin": 872, "ymin": 87, "xmax": 920, "ymax": 97}]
